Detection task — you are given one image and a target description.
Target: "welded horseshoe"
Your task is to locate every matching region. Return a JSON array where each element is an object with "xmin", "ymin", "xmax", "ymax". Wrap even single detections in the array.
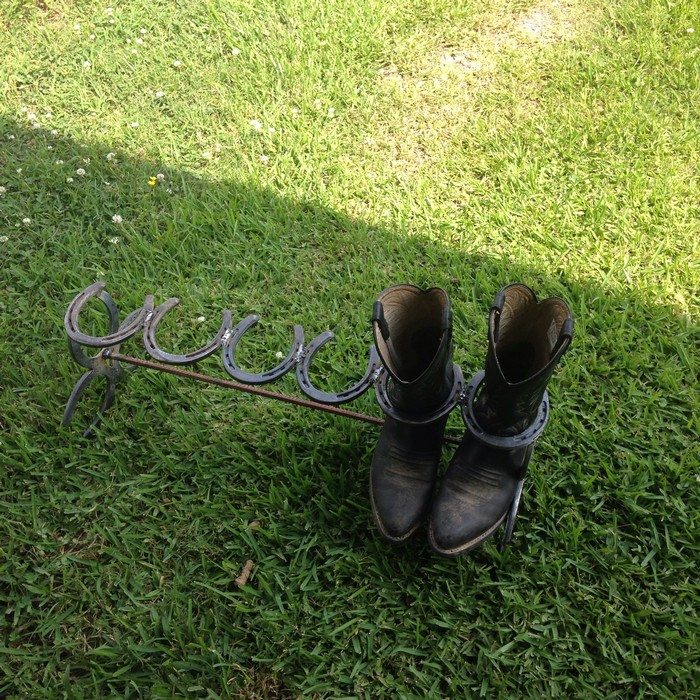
[
  {"xmin": 65, "ymin": 281, "xmax": 153, "ymax": 347},
  {"xmin": 143, "ymin": 298, "xmax": 233, "ymax": 364},
  {"xmin": 296, "ymin": 331, "xmax": 382, "ymax": 405},
  {"xmin": 68, "ymin": 307, "xmax": 145, "ymax": 370},
  {"xmin": 63, "ymin": 307, "xmax": 145, "ymax": 434},
  {"xmin": 222, "ymin": 314, "xmax": 304, "ymax": 384}
]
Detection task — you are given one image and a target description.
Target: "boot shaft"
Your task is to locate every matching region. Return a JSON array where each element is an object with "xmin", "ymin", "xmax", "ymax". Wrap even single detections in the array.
[
  {"xmin": 475, "ymin": 284, "xmax": 573, "ymax": 436},
  {"xmin": 372, "ymin": 285, "xmax": 454, "ymax": 416}
]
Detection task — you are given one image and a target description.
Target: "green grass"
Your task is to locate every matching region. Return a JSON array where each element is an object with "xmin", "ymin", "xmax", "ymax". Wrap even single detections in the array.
[{"xmin": 1, "ymin": 0, "xmax": 698, "ymax": 696}]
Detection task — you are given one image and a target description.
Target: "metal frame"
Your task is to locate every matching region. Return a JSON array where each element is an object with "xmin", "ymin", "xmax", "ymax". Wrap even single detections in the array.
[{"xmin": 62, "ymin": 282, "xmax": 550, "ymax": 551}]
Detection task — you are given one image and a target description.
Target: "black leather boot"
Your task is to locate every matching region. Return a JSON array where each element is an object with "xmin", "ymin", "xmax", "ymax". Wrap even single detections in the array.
[
  {"xmin": 369, "ymin": 285, "xmax": 461, "ymax": 543},
  {"xmin": 429, "ymin": 284, "xmax": 573, "ymax": 556}
]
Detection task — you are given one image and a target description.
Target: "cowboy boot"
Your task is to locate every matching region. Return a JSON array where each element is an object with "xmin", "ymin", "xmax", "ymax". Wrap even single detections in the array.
[
  {"xmin": 369, "ymin": 285, "xmax": 460, "ymax": 542},
  {"xmin": 429, "ymin": 283, "xmax": 573, "ymax": 556}
]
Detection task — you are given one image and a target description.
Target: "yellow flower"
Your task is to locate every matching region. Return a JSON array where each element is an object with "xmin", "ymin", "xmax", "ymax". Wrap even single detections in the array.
[{"xmin": 148, "ymin": 176, "xmax": 157, "ymax": 187}]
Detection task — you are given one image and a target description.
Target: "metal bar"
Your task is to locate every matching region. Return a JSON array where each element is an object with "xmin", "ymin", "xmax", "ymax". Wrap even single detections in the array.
[{"xmin": 107, "ymin": 351, "xmax": 463, "ymax": 446}]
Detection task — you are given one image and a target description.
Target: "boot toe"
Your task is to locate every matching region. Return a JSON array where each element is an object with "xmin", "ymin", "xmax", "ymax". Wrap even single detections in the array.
[
  {"xmin": 429, "ymin": 473, "xmax": 517, "ymax": 556},
  {"xmin": 429, "ymin": 500, "xmax": 509, "ymax": 555},
  {"xmin": 370, "ymin": 475, "xmax": 432, "ymax": 542}
]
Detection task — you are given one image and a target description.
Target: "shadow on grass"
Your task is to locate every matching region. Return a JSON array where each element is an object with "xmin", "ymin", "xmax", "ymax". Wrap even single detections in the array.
[{"xmin": 0, "ymin": 118, "xmax": 697, "ymax": 696}]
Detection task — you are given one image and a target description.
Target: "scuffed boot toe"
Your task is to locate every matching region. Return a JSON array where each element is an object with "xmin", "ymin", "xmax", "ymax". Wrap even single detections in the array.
[
  {"xmin": 428, "ymin": 437, "xmax": 519, "ymax": 556},
  {"xmin": 428, "ymin": 496, "xmax": 509, "ymax": 556},
  {"xmin": 370, "ymin": 467, "xmax": 434, "ymax": 542}
]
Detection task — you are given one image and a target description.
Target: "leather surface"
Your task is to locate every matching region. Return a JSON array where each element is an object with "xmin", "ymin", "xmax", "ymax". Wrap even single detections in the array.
[
  {"xmin": 369, "ymin": 285, "xmax": 454, "ymax": 541},
  {"xmin": 429, "ymin": 284, "xmax": 572, "ymax": 555},
  {"xmin": 475, "ymin": 284, "xmax": 572, "ymax": 436},
  {"xmin": 429, "ymin": 436, "xmax": 528, "ymax": 554},
  {"xmin": 371, "ymin": 417, "xmax": 447, "ymax": 540}
]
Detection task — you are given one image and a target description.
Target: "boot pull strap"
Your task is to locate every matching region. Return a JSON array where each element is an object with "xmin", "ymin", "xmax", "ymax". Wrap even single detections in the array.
[
  {"xmin": 488, "ymin": 289, "xmax": 507, "ymax": 342},
  {"xmin": 440, "ymin": 306, "xmax": 452, "ymax": 334},
  {"xmin": 550, "ymin": 316, "xmax": 574, "ymax": 361},
  {"xmin": 488, "ymin": 291, "xmax": 505, "ymax": 343},
  {"xmin": 371, "ymin": 301, "xmax": 391, "ymax": 340}
]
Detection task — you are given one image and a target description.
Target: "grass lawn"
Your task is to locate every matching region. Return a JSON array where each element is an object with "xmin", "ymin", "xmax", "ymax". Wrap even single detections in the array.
[{"xmin": 1, "ymin": 0, "xmax": 698, "ymax": 696}]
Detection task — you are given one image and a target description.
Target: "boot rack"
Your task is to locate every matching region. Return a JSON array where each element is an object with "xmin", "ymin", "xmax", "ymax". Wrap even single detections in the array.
[{"xmin": 63, "ymin": 282, "xmax": 547, "ymax": 551}]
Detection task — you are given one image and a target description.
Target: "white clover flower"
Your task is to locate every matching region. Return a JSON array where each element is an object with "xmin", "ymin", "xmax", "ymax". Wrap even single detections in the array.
[
  {"xmin": 231, "ymin": 47, "xmax": 241, "ymax": 55},
  {"xmin": 22, "ymin": 217, "xmax": 31, "ymax": 225},
  {"xmin": 140, "ymin": 28, "xmax": 147, "ymax": 34},
  {"xmin": 196, "ymin": 315, "xmax": 206, "ymax": 323},
  {"xmin": 108, "ymin": 236, "xmax": 120, "ymax": 244},
  {"xmin": 268, "ymin": 126, "xmax": 276, "ymax": 134},
  {"xmin": 291, "ymin": 106, "xmax": 300, "ymax": 116},
  {"xmin": 83, "ymin": 60, "xmax": 91, "ymax": 68},
  {"xmin": 45, "ymin": 111, "xmax": 53, "ymax": 119},
  {"xmin": 688, "ymin": 27, "xmax": 695, "ymax": 33},
  {"xmin": 7, "ymin": 134, "xmax": 15, "ymax": 140},
  {"xmin": 327, "ymin": 107, "xmax": 336, "ymax": 117},
  {"xmin": 130, "ymin": 121, "xmax": 139, "ymax": 128},
  {"xmin": 156, "ymin": 173, "xmax": 165, "ymax": 181},
  {"xmin": 55, "ymin": 159, "xmax": 64, "ymax": 164},
  {"xmin": 201, "ymin": 150, "xmax": 213, "ymax": 159},
  {"xmin": 89, "ymin": 34, "xmax": 96, "ymax": 40},
  {"xmin": 20, "ymin": 106, "xmax": 28, "ymax": 113},
  {"xmin": 154, "ymin": 90, "xmax": 165, "ymax": 98},
  {"xmin": 76, "ymin": 168, "xmax": 86, "ymax": 176},
  {"xmin": 50, "ymin": 129, "xmax": 58, "ymax": 136},
  {"xmin": 66, "ymin": 177, "xmax": 74, "ymax": 183},
  {"xmin": 275, "ymin": 351, "xmax": 285, "ymax": 360},
  {"xmin": 27, "ymin": 111, "xmax": 37, "ymax": 121},
  {"xmin": 112, "ymin": 214, "xmax": 123, "ymax": 224},
  {"xmin": 172, "ymin": 60, "xmax": 182, "ymax": 68},
  {"xmin": 136, "ymin": 38, "xmax": 144, "ymax": 45},
  {"xmin": 83, "ymin": 157, "xmax": 90, "ymax": 164},
  {"xmin": 106, "ymin": 152, "xmax": 116, "ymax": 160},
  {"xmin": 105, "ymin": 7, "xmax": 114, "ymax": 15},
  {"xmin": 0, "ymin": 236, "xmax": 8, "ymax": 243},
  {"xmin": 47, "ymin": 145, "xmax": 53, "ymax": 150},
  {"xmin": 166, "ymin": 188, "xmax": 173, "ymax": 194},
  {"xmin": 131, "ymin": 48, "xmax": 137, "ymax": 54},
  {"xmin": 259, "ymin": 154, "xmax": 269, "ymax": 164},
  {"xmin": 31, "ymin": 122, "xmax": 41, "ymax": 130},
  {"xmin": 0, "ymin": 186, "xmax": 6, "ymax": 195},
  {"xmin": 73, "ymin": 22, "xmax": 81, "ymax": 30},
  {"xmin": 16, "ymin": 168, "xmax": 22, "ymax": 174},
  {"xmin": 249, "ymin": 119, "xmax": 263, "ymax": 131},
  {"xmin": 313, "ymin": 99, "xmax": 322, "ymax": 109}
]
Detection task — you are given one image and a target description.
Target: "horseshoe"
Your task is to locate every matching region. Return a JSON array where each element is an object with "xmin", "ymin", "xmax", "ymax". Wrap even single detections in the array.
[
  {"xmin": 143, "ymin": 297, "xmax": 233, "ymax": 364},
  {"xmin": 296, "ymin": 331, "xmax": 381, "ymax": 405},
  {"xmin": 65, "ymin": 281, "xmax": 153, "ymax": 347},
  {"xmin": 222, "ymin": 314, "xmax": 304, "ymax": 384}
]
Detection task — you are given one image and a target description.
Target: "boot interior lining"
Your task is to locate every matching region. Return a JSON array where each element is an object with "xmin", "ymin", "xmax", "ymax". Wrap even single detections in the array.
[
  {"xmin": 496, "ymin": 288, "xmax": 570, "ymax": 384},
  {"xmin": 376, "ymin": 287, "xmax": 448, "ymax": 382}
]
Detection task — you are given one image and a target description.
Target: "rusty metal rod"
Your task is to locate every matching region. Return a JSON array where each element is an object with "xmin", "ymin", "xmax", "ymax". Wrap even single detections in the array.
[{"xmin": 107, "ymin": 351, "xmax": 463, "ymax": 446}]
